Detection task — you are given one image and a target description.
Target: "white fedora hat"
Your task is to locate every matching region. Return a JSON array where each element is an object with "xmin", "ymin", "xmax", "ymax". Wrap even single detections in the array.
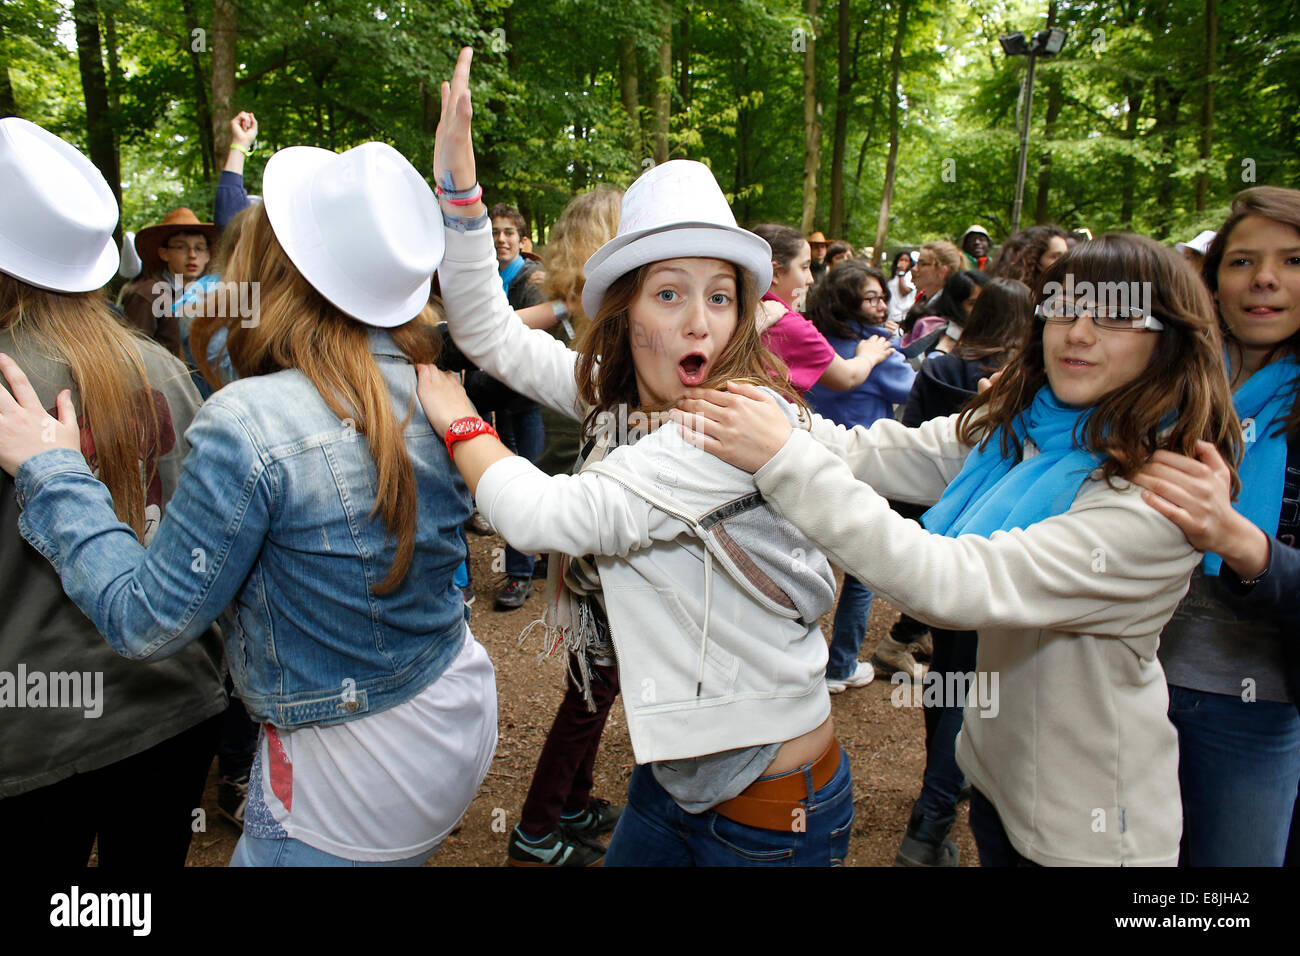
[
  {"xmin": 1175, "ymin": 229, "xmax": 1216, "ymax": 256},
  {"xmin": 262, "ymin": 141, "xmax": 443, "ymax": 328},
  {"xmin": 0, "ymin": 118, "xmax": 119, "ymax": 293},
  {"xmin": 582, "ymin": 160, "xmax": 772, "ymax": 319}
]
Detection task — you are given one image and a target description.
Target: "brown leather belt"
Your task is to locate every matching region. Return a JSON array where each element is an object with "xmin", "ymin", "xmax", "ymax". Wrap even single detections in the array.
[{"xmin": 713, "ymin": 739, "xmax": 842, "ymax": 832}]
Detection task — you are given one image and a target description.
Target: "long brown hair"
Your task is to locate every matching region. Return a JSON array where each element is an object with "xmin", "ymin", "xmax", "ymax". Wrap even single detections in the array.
[
  {"xmin": 1201, "ymin": 185, "xmax": 1300, "ymax": 440},
  {"xmin": 191, "ymin": 203, "xmax": 441, "ymax": 594},
  {"xmin": 951, "ymin": 277, "xmax": 1034, "ymax": 372},
  {"xmin": 958, "ymin": 233, "xmax": 1242, "ymax": 497},
  {"xmin": 0, "ymin": 274, "xmax": 161, "ymax": 540},
  {"xmin": 574, "ymin": 259, "xmax": 802, "ymax": 437}
]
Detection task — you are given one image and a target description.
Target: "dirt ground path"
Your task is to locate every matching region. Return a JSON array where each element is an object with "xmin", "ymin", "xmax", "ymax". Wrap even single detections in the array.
[{"xmin": 180, "ymin": 530, "xmax": 976, "ymax": 867}]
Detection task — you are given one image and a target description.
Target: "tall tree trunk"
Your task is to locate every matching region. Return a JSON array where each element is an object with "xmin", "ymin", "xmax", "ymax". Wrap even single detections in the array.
[
  {"xmin": 103, "ymin": 9, "xmax": 125, "ymax": 180},
  {"xmin": 179, "ymin": 0, "xmax": 215, "ymax": 180},
  {"xmin": 828, "ymin": 0, "xmax": 852, "ymax": 237},
  {"xmin": 1195, "ymin": 0, "xmax": 1217, "ymax": 211},
  {"xmin": 0, "ymin": 19, "xmax": 19, "ymax": 117},
  {"xmin": 652, "ymin": 0, "xmax": 672, "ymax": 164},
  {"xmin": 210, "ymin": 0, "xmax": 237, "ymax": 161},
  {"xmin": 1152, "ymin": 78, "xmax": 1184, "ymax": 237},
  {"xmin": 1032, "ymin": 0, "xmax": 1061, "ymax": 224},
  {"xmin": 799, "ymin": 0, "xmax": 821, "ymax": 234},
  {"xmin": 677, "ymin": 4, "xmax": 691, "ymax": 112},
  {"xmin": 618, "ymin": 36, "xmax": 642, "ymax": 159},
  {"xmin": 871, "ymin": 0, "xmax": 908, "ymax": 266},
  {"xmin": 71, "ymin": 0, "xmax": 121, "ymax": 237},
  {"xmin": 1120, "ymin": 84, "xmax": 1143, "ymax": 228},
  {"xmin": 734, "ymin": 57, "xmax": 752, "ymax": 223}
]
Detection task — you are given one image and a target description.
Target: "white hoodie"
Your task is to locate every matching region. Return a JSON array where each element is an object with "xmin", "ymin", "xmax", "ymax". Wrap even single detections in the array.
[{"xmin": 439, "ymin": 224, "xmax": 837, "ymax": 763}]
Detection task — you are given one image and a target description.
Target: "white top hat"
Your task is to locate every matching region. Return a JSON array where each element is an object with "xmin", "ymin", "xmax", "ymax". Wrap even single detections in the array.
[
  {"xmin": 581, "ymin": 160, "xmax": 772, "ymax": 320},
  {"xmin": 0, "ymin": 118, "xmax": 119, "ymax": 293},
  {"xmin": 262, "ymin": 142, "xmax": 443, "ymax": 328},
  {"xmin": 1175, "ymin": 229, "xmax": 1216, "ymax": 257}
]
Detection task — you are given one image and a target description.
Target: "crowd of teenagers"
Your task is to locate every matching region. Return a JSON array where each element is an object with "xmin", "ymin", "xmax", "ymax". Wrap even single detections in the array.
[{"xmin": 1, "ymin": 47, "xmax": 1297, "ymax": 868}]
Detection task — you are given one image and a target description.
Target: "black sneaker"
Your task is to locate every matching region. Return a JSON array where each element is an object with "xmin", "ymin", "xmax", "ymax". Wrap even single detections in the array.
[
  {"xmin": 559, "ymin": 797, "xmax": 623, "ymax": 837},
  {"xmin": 217, "ymin": 773, "xmax": 249, "ymax": 828},
  {"xmin": 507, "ymin": 825, "xmax": 605, "ymax": 867},
  {"xmin": 494, "ymin": 577, "xmax": 534, "ymax": 611},
  {"xmin": 531, "ymin": 554, "xmax": 549, "ymax": 580}
]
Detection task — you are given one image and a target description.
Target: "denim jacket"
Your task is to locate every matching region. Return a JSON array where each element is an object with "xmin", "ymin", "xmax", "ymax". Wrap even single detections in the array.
[{"xmin": 16, "ymin": 331, "xmax": 472, "ymax": 729}]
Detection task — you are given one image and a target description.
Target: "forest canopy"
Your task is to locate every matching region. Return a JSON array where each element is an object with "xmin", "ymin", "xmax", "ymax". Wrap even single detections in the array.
[{"xmin": 4, "ymin": 0, "xmax": 1295, "ymax": 254}]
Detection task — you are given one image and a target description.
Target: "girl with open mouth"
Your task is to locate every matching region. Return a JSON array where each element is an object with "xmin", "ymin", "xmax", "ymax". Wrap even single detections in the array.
[{"xmin": 420, "ymin": 48, "xmax": 852, "ymax": 866}]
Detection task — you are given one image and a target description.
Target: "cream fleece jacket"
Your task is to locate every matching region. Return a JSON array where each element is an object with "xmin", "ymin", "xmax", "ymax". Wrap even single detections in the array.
[{"xmin": 754, "ymin": 413, "xmax": 1198, "ymax": 866}]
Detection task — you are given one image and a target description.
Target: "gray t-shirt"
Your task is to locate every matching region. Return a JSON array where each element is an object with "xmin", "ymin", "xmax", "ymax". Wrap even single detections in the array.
[
  {"xmin": 652, "ymin": 742, "xmax": 783, "ymax": 813},
  {"xmin": 1159, "ymin": 569, "xmax": 1292, "ymax": 703}
]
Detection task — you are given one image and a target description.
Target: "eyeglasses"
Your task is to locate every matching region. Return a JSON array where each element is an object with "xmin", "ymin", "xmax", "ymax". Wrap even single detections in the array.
[
  {"xmin": 915, "ymin": 258, "xmax": 937, "ymax": 268},
  {"xmin": 1035, "ymin": 301, "xmax": 1165, "ymax": 332},
  {"xmin": 861, "ymin": 294, "xmax": 886, "ymax": 305},
  {"xmin": 166, "ymin": 243, "xmax": 209, "ymax": 254}
]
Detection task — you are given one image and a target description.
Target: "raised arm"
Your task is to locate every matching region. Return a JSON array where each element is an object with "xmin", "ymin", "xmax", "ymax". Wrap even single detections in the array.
[{"xmin": 433, "ymin": 47, "xmax": 582, "ymax": 420}]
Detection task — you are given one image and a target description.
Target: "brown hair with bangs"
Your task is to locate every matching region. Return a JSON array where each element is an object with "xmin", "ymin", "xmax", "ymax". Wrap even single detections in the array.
[
  {"xmin": 573, "ymin": 259, "xmax": 802, "ymax": 436},
  {"xmin": 190, "ymin": 203, "xmax": 441, "ymax": 594},
  {"xmin": 0, "ymin": 274, "xmax": 161, "ymax": 540},
  {"xmin": 957, "ymin": 233, "xmax": 1242, "ymax": 497},
  {"xmin": 1200, "ymin": 185, "xmax": 1300, "ymax": 440}
]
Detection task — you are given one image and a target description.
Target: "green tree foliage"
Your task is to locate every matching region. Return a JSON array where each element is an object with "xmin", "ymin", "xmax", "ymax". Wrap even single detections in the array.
[{"xmin": 5, "ymin": 0, "xmax": 1296, "ymax": 246}]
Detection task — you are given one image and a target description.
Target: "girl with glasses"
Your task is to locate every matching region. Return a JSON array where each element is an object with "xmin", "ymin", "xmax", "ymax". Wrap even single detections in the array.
[{"xmin": 674, "ymin": 233, "xmax": 1240, "ymax": 866}]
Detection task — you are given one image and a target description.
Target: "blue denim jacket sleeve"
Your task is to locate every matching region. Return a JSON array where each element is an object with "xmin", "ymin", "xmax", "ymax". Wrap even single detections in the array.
[{"xmin": 15, "ymin": 400, "xmax": 273, "ymax": 661}]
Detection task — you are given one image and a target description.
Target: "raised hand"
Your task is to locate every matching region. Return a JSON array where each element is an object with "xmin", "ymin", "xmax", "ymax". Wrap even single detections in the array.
[
  {"xmin": 432, "ymin": 47, "xmax": 478, "ymax": 196},
  {"xmin": 230, "ymin": 111, "xmax": 258, "ymax": 149},
  {"xmin": 0, "ymin": 354, "xmax": 80, "ymax": 476}
]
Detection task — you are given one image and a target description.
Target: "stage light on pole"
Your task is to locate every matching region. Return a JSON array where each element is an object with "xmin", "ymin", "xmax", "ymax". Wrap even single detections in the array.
[{"xmin": 1002, "ymin": 28, "xmax": 1067, "ymax": 232}]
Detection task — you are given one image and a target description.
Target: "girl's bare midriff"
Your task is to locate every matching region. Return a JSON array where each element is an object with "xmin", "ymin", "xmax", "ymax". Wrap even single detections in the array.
[{"xmin": 764, "ymin": 715, "xmax": 834, "ymax": 776}]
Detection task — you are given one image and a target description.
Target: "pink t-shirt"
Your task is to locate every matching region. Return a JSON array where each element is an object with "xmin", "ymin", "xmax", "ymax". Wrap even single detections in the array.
[{"xmin": 760, "ymin": 293, "xmax": 836, "ymax": 393}]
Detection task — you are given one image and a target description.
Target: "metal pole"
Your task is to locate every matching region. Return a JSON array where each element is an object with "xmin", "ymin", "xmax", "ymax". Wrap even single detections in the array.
[{"xmin": 1010, "ymin": 51, "xmax": 1037, "ymax": 233}]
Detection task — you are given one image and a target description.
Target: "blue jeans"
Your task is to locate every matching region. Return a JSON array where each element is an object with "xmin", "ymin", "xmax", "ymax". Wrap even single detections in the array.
[
  {"xmin": 494, "ymin": 405, "xmax": 545, "ymax": 579},
  {"xmin": 826, "ymin": 575, "xmax": 874, "ymax": 680},
  {"xmin": 912, "ymin": 628, "xmax": 977, "ymax": 822},
  {"xmin": 968, "ymin": 788, "xmax": 1040, "ymax": 867},
  {"xmin": 230, "ymin": 832, "xmax": 435, "ymax": 867},
  {"xmin": 1167, "ymin": 684, "xmax": 1300, "ymax": 866},
  {"xmin": 604, "ymin": 748, "xmax": 854, "ymax": 866}
]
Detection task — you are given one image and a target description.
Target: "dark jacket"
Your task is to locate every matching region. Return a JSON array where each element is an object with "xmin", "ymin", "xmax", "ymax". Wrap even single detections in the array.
[
  {"xmin": 465, "ymin": 259, "xmax": 546, "ymax": 415},
  {"xmin": 901, "ymin": 351, "xmax": 992, "ymax": 428}
]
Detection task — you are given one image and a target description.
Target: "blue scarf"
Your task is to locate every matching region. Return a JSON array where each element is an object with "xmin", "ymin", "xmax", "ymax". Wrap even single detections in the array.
[
  {"xmin": 1203, "ymin": 354, "xmax": 1299, "ymax": 575},
  {"xmin": 499, "ymin": 254, "xmax": 525, "ymax": 294},
  {"xmin": 923, "ymin": 386, "xmax": 1104, "ymax": 537}
]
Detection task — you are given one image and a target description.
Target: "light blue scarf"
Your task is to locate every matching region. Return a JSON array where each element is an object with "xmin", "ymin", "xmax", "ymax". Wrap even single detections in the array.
[
  {"xmin": 499, "ymin": 254, "xmax": 525, "ymax": 294},
  {"xmin": 922, "ymin": 386, "xmax": 1104, "ymax": 537},
  {"xmin": 1204, "ymin": 354, "xmax": 1299, "ymax": 575}
]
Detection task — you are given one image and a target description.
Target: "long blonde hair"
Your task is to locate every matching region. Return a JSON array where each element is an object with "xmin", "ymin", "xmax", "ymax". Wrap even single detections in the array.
[
  {"xmin": 191, "ymin": 203, "xmax": 441, "ymax": 594},
  {"xmin": 542, "ymin": 187, "xmax": 623, "ymax": 336},
  {"xmin": 0, "ymin": 273, "xmax": 160, "ymax": 540}
]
